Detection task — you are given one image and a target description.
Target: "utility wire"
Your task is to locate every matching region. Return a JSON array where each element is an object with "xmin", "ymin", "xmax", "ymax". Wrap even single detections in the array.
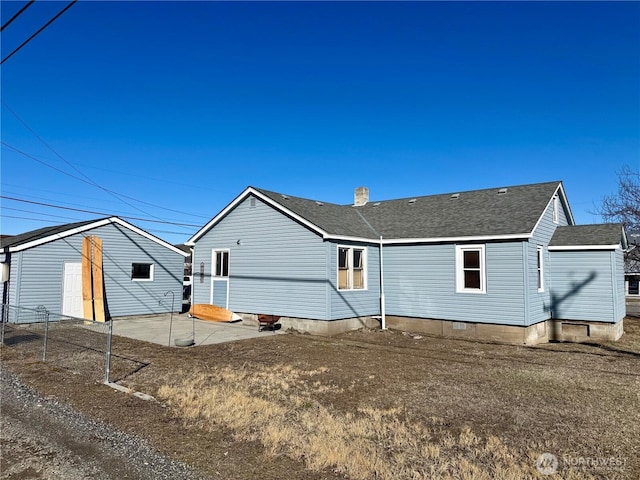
[
  {"xmin": 1, "ymin": 0, "xmax": 35, "ymax": 32},
  {"xmin": 0, "ymin": 215, "xmax": 192, "ymax": 238},
  {"xmin": 0, "ymin": 104, "xmax": 170, "ymax": 222},
  {"xmin": 2, "ymin": 141, "xmax": 206, "ymax": 221},
  {"xmin": 1, "ymin": 195, "xmax": 202, "ymax": 228},
  {"xmin": 1, "ymin": 0, "xmax": 77, "ymax": 65}
]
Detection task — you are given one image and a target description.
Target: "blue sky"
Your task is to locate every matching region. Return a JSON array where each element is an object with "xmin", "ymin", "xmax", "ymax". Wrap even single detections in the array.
[{"xmin": 1, "ymin": 1, "xmax": 639, "ymax": 245}]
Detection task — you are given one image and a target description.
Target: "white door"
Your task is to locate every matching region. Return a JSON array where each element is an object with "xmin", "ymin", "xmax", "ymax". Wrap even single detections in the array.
[{"xmin": 62, "ymin": 262, "xmax": 83, "ymax": 318}]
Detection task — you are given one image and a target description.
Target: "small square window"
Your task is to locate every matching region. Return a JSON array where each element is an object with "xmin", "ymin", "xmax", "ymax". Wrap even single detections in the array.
[{"xmin": 132, "ymin": 263, "xmax": 154, "ymax": 281}]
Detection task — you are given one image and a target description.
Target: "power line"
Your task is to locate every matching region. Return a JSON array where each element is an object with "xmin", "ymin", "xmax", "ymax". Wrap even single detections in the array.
[
  {"xmin": 0, "ymin": 214, "xmax": 192, "ymax": 238},
  {"xmin": 1, "ymin": 105, "xmax": 170, "ymax": 222},
  {"xmin": 1, "ymin": 0, "xmax": 35, "ymax": 32},
  {"xmin": 1, "ymin": 0, "xmax": 77, "ymax": 65},
  {"xmin": 1, "ymin": 195, "xmax": 202, "ymax": 228},
  {"xmin": 1, "ymin": 141, "xmax": 208, "ymax": 220},
  {"xmin": 1, "ymin": 187, "xmax": 199, "ymax": 224}
]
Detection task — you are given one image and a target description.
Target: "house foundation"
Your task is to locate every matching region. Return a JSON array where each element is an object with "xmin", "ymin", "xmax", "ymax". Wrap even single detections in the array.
[
  {"xmin": 240, "ymin": 312, "xmax": 624, "ymax": 345},
  {"xmin": 239, "ymin": 313, "xmax": 379, "ymax": 336}
]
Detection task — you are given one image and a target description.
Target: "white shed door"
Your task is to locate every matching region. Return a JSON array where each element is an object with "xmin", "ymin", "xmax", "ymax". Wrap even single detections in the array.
[{"xmin": 62, "ymin": 262, "xmax": 83, "ymax": 318}]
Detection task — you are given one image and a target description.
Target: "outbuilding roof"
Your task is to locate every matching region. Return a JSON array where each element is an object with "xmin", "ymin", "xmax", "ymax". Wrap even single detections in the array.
[
  {"xmin": 189, "ymin": 180, "xmax": 574, "ymax": 245},
  {"xmin": 549, "ymin": 224, "xmax": 627, "ymax": 250},
  {"xmin": 1, "ymin": 217, "xmax": 189, "ymax": 256}
]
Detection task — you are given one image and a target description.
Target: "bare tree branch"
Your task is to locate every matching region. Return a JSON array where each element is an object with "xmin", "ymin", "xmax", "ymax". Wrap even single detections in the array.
[{"xmin": 594, "ymin": 165, "xmax": 640, "ymax": 234}]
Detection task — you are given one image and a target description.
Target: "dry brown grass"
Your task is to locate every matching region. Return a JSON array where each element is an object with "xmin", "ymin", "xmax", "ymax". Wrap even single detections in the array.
[{"xmin": 158, "ymin": 364, "xmax": 593, "ymax": 480}]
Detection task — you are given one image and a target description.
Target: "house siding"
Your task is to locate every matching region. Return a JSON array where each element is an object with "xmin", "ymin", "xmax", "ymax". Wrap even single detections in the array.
[
  {"xmin": 8, "ymin": 223, "xmax": 184, "ymax": 320},
  {"xmin": 526, "ymin": 194, "xmax": 571, "ymax": 325},
  {"xmin": 613, "ymin": 249, "xmax": 626, "ymax": 321},
  {"xmin": 383, "ymin": 241, "xmax": 526, "ymax": 325},
  {"xmin": 327, "ymin": 241, "xmax": 380, "ymax": 320},
  {"xmin": 549, "ymin": 250, "xmax": 619, "ymax": 323},
  {"xmin": 192, "ymin": 195, "xmax": 329, "ymax": 319}
]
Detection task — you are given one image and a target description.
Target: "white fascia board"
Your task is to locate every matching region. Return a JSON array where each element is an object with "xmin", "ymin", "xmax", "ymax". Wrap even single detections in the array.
[
  {"xmin": 530, "ymin": 183, "xmax": 575, "ymax": 236},
  {"xmin": 8, "ymin": 217, "xmax": 189, "ymax": 257},
  {"xmin": 548, "ymin": 244, "xmax": 620, "ymax": 251},
  {"xmin": 379, "ymin": 233, "xmax": 531, "ymax": 245},
  {"xmin": 187, "ymin": 187, "xmax": 331, "ymax": 245},
  {"xmin": 558, "ymin": 183, "xmax": 576, "ymax": 225},
  {"xmin": 7, "ymin": 218, "xmax": 114, "ymax": 253},
  {"xmin": 324, "ymin": 234, "xmax": 380, "ymax": 244},
  {"xmin": 110, "ymin": 217, "xmax": 189, "ymax": 257}
]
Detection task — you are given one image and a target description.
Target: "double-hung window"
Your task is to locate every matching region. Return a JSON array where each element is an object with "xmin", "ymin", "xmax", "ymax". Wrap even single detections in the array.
[
  {"xmin": 455, "ymin": 245, "xmax": 486, "ymax": 293},
  {"xmin": 214, "ymin": 250, "xmax": 230, "ymax": 278},
  {"xmin": 537, "ymin": 246, "xmax": 544, "ymax": 292},
  {"xmin": 338, "ymin": 246, "xmax": 366, "ymax": 290}
]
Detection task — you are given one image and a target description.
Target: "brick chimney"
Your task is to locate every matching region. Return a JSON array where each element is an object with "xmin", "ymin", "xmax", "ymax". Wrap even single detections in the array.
[{"xmin": 354, "ymin": 186, "xmax": 369, "ymax": 206}]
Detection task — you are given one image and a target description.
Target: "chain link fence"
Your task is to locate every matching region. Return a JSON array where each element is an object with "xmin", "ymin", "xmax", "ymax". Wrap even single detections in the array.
[{"xmin": 1, "ymin": 304, "xmax": 119, "ymax": 383}]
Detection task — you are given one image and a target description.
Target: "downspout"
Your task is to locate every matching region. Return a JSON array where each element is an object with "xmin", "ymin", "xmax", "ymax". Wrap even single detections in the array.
[{"xmin": 379, "ymin": 236, "xmax": 386, "ymax": 330}]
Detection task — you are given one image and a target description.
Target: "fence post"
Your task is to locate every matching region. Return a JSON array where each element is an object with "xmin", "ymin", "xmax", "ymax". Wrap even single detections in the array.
[
  {"xmin": 0, "ymin": 304, "xmax": 6, "ymax": 345},
  {"xmin": 40, "ymin": 306, "xmax": 50, "ymax": 362},
  {"xmin": 104, "ymin": 319, "xmax": 113, "ymax": 384}
]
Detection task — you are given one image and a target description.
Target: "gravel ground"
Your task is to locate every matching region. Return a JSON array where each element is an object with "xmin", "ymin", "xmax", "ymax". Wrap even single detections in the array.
[{"xmin": 0, "ymin": 368, "xmax": 203, "ymax": 480}]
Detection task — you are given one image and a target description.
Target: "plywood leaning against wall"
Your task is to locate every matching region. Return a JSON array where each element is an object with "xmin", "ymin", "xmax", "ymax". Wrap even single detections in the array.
[{"xmin": 81, "ymin": 235, "xmax": 106, "ymax": 322}]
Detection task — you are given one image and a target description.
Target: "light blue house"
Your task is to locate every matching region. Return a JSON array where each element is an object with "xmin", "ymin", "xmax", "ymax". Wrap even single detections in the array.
[
  {"xmin": 1, "ymin": 217, "xmax": 188, "ymax": 322},
  {"xmin": 187, "ymin": 181, "xmax": 627, "ymax": 344}
]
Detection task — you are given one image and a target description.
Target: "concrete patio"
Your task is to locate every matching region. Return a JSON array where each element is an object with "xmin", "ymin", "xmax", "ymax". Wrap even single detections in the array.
[{"xmin": 111, "ymin": 312, "xmax": 285, "ymax": 347}]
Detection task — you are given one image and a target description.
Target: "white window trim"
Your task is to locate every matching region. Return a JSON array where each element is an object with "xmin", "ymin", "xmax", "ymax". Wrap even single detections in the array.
[
  {"xmin": 337, "ymin": 245, "xmax": 368, "ymax": 291},
  {"xmin": 131, "ymin": 263, "xmax": 154, "ymax": 282},
  {"xmin": 537, "ymin": 246, "xmax": 544, "ymax": 292},
  {"xmin": 455, "ymin": 245, "xmax": 486, "ymax": 294},
  {"xmin": 552, "ymin": 195, "xmax": 559, "ymax": 224},
  {"xmin": 212, "ymin": 249, "xmax": 230, "ymax": 278}
]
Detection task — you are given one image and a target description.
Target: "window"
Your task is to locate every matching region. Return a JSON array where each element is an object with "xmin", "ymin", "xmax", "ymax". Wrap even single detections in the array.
[
  {"xmin": 131, "ymin": 263, "xmax": 154, "ymax": 281},
  {"xmin": 1, "ymin": 262, "xmax": 9, "ymax": 282},
  {"xmin": 337, "ymin": 246, "xmax": 366, "ymax": 290},
  {"xmin": 456, "ymin": 245, "xmax": 486, "ymax": 293},
  {"xmin": 537, "ymin": 246, "xmax": 544, "ymax": 292},
  {"xmin": 552, "ymin": 195, "xmax": 559, "ymax": 224},
  {"xmin": 214, "ymin": 250, "xmax": 229, "ymax": 277},
  {"xmin": 629, "ymin": 277, "xmax": 639, "ymax": 295}
]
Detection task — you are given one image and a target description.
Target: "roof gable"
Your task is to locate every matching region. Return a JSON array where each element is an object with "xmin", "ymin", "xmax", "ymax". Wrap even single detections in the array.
[
  {"xmin": 188, "ymin": 181, "xmax": 568, "ymax": 245},
  {"xmin": 2, "ymin": 217, "xmax": 189, "ymax": 256}
]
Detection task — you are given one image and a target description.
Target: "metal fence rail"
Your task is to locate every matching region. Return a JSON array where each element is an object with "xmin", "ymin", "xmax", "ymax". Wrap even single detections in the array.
[{"xmin": 1, "ymin": 304, "xmax": 113, "ymax": 383}]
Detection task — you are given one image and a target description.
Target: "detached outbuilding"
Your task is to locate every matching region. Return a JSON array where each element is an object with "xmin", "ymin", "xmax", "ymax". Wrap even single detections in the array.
[
  {"xmin": 1, "ymin": 217, "xmax": 188, "ymax": 322},
  {"xmin": 187, "ymin": 181, "xmax": 627, "ymax": 344}
]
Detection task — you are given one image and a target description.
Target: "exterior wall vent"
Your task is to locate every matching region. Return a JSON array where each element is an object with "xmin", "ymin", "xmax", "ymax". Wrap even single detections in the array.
[
  {"xmin": 249, "ymin": 197, "xmax": 256, "ymax": 208},
  {"xmin": 452, "ymin": 322, "xmax": 467, "ymax": 330},
  {"xmin": 498, "ymin": 188, "xmax": 508, "ymax": 194}
]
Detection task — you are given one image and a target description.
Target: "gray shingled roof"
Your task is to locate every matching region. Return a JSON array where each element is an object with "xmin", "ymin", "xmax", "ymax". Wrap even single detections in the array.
[
  {"xmin": 549, "ymin": 224, "xmax": 624, "ymax": 247},
  {"xmin": 1, "ymin": 219, "xmax": 101, "ymax": 249},
  {"xmin": 255, "ymin": 181, "xmax": 563, "ymax": 240}
]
